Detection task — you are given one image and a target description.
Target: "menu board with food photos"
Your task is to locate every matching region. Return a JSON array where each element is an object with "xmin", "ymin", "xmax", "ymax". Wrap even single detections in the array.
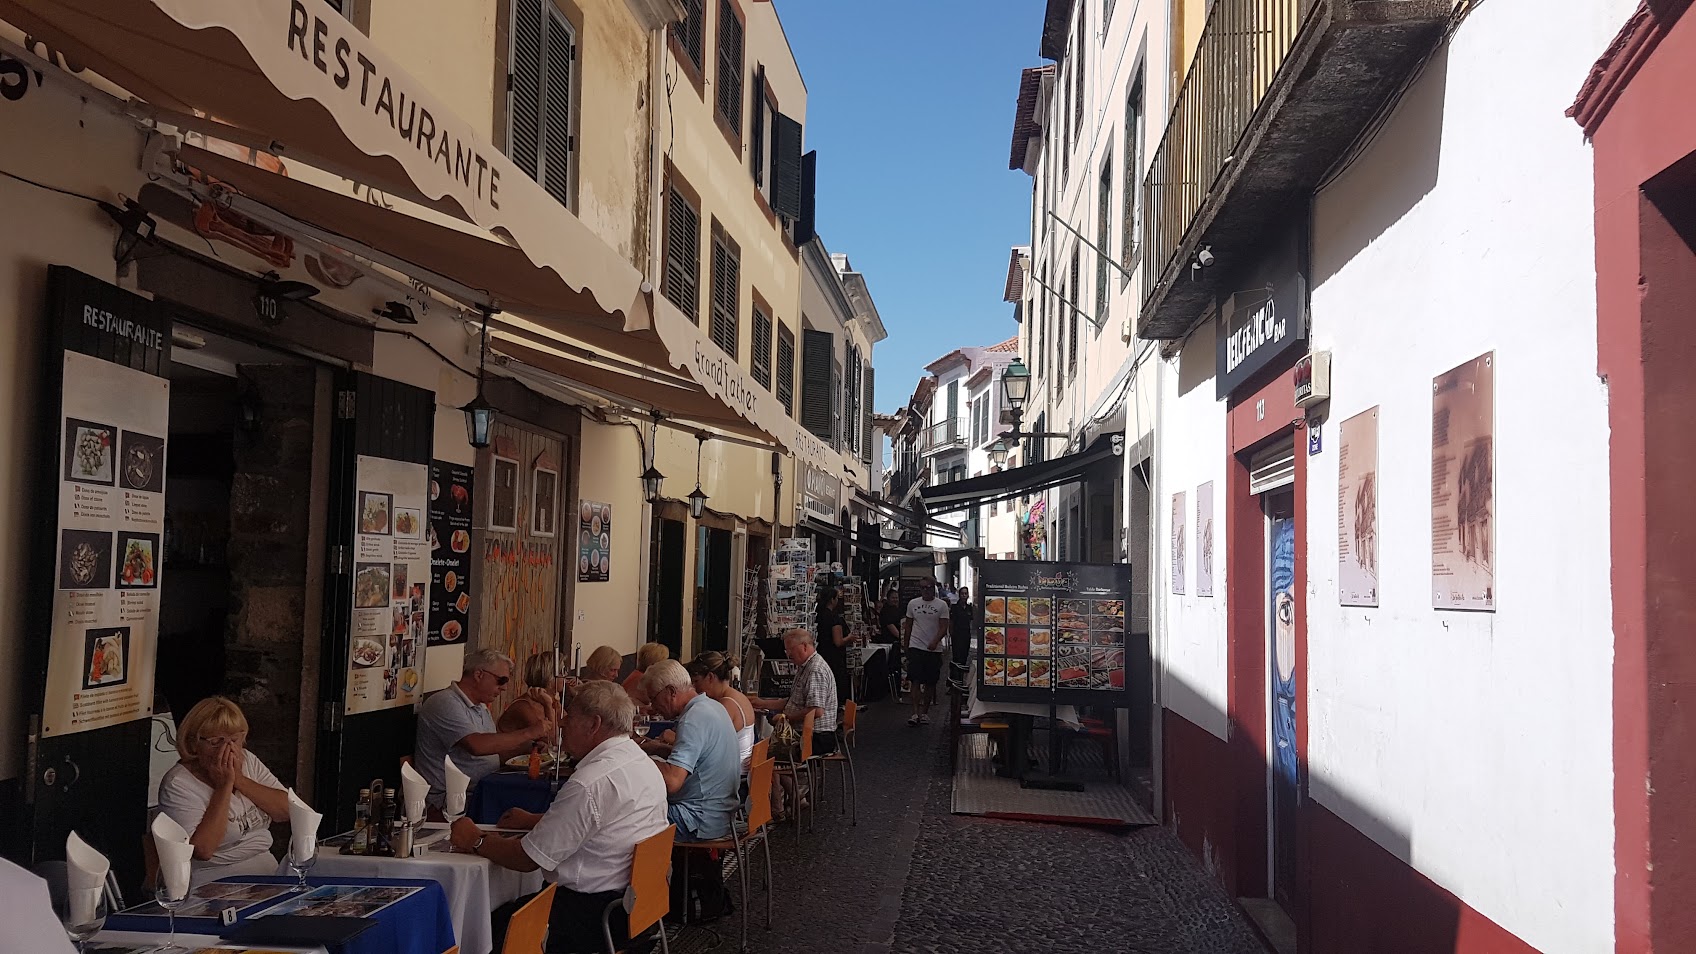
[
  {"xmin": 978, "ymin": 560, "xmax": 1130, "ymax": 706},
  {"xmin": 345, "ymin": 455, "xmax": 430, "ymax": 715},
  {"xmin": 427, "ymin": 461, "xmax": 474, "ymax": 648}
]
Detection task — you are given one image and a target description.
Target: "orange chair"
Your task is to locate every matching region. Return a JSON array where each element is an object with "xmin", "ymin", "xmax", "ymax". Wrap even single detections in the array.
[
  {"xmin": 749, "ymin": 737, "xmax": 769, "ymax": 769},
  {"xmin": 814, "ymin": 700, "xmax": 858, "ymax": 825},
  {"xmin": 772, "ymin": 710, "xmax": 817, "ymax": 844},
  {"xmin": 602, "ymin": 824, "xmax": 676, "ymax": 954},
  {"xmin": 500, "ymin": 884, "xmax": 556, "ymax": 954},
  {"xmin": 674, "ymin": 758, "xmax": 777, "ymax": 951}
]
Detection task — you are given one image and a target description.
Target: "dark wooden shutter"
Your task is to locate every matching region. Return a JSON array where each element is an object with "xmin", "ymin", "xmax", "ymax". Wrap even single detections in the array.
[
  {"xmin": 777, "ymin": 323, "xmax": 796, "ymax": 414},
  {"xmin": 794, "ymin": 150, "xmax": 817, "ymax": 245},
  {"xmin": 508, "ymin": 0, "xmax": 543, "ymax": 179},
  {"xmin": 832, "ymin": 357, "xmax": 844, "ymax": 446},
  {"xmin": 709, "ymin": 229, "xmax": 739, "ymax": 358},
  {"xmin": 946, "ymin": 380, "xmax": 959, "ymax": 442},
  {"xmin": 750, "ymin": 66, "xmax": 767, "ymax": 186},
  {"xmin": 662, "ymin": 185, "xmax": 700, "ymax": 321},
  {"xmin": 672, "ymin": 0, "xmax": 704, "ymax": 72},
  {"xmin": 771, "ymin": 113, "xmax": 803, "ymax": 218},
  {"xmin": 1068, "ymin": 250, "xmax": 1080, "ymax": 374},
  {"xmin": 801, "ymin": 328, "xmax": 834, "ymax": 440},
  {"xmin": 540, "ymin": 7, "xmax": 574, "ymax": 206},
  {"xmin": 751, "ymin": 307, "xmax": 772, "ymax": 388},
  {"xmin": 1096, "ymin": 151, "xmax": 1112, "ymax": 315},
  {"xmin": 716, "ymin": 0, "xmax": 743, "ymax": 133},
  {"xmin": 861, "ymin": 366, "xmax": 874, "ymax": 461},
  {"xmin": 1123, "ymin": 74, "xmax": 1143, "ymax": 280}
]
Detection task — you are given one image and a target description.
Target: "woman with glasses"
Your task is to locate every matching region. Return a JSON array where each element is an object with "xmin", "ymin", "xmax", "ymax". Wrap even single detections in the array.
[
  {"xmin": 414, "ymin": 649, "xmax": 555, "ymax": 808},
  {"xmin": 156, "ymin": 696, "xmax": 290, "ymax": 887}
]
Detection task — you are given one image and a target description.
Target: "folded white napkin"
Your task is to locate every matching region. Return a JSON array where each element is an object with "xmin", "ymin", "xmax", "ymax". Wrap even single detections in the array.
[
  {"xmin": 147, "ymin": 814, "xmax": 193, "ymax": 901},
  {"xmin": 443, "ymin": 755, "xmax": 470, "ymax": 816},
  {"xmin": 286, "ymin": 789, "xmax": 322, "ymax": 863},
  {"xmin": 399, "ymin": 762, "xmax": 429, "ymax": 824},
  {"xmin": 65, "ymin": 832, "xmax": 109, "ymax": 924}
]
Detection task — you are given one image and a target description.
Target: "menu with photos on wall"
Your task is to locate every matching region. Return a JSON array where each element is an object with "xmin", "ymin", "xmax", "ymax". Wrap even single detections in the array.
[
  {"xmin": 977, "ymin": 560, "xmax": 1130, "ymax": 706},
  {"xmin": 345, "ymin": 455, "xmax": 431, "ymax": 714}
]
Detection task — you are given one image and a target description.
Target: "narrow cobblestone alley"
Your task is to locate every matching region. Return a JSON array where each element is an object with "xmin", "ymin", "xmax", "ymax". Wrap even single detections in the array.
[{"xmin": 675, "ymin": 703, "xmax": 1267, "ymax": 954}]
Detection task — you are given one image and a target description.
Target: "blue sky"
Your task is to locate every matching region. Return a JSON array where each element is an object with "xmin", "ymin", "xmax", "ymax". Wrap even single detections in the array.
[{"xmin": 776, "ymin": 0, "xmax": 1041, "ymax": 414}]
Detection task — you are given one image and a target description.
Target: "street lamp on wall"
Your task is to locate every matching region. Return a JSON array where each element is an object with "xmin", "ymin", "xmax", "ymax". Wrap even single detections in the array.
[
  {"xmin": 640, "ymin": 465, "xmax": 665, "ymax": 502},
  {"xmin": 1000, "ymin": 357, "xmax": 1031, "ymax": 415},
  {"xmin": 989, "ymin": 438, "xmax": 1010, "ymax": 469},
  {"xmin": 688, "ymin": 432, "xmax": 710, "ymax": 519},
  {"xmin": 460, "ymin": 306, "xmax": 498, "ymax": 449}
]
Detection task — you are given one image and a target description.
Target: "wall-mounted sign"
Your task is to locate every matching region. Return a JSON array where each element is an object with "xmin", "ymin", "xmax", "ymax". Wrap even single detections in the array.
[
  {"xmin": 427, "ymin": 461, "xmax": 474, "ymax": 648},
  {"xmin": 1294, "ymin": 350, "xmax": 1332, "ymax": 408},
  {"xmin": 1432, "ymin": 353, "xmax": 1494, "ymax": 611},
  {"xmin": 40, "ymin": 269, "xmax": 172, "ymax": 737},
  {"xmin": 345, "ymin": 456, "xmax": 430, "ymax": 714},
  {"xmin": 803, "ymin": 466, "xmax": 840, "ymax": 521},
  {"xmin": 578, "ymin": 500, "xmax": 612, "ymax": 583},
  {"xmin": 1215, "ymin": 229, "xmax": 1308, "ymax": 398}
]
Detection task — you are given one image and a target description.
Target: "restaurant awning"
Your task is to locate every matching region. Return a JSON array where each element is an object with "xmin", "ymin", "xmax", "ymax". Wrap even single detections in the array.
[
  {"xmin": 0, "ymin": 0, "xmax": 838, "ymax": 469},
  {"xmin": 852, "ymin": 489, "xmax": 964, "ymax": 541},
  {"xmin": 919, "ymin": 436, "xmax": 1119, "ymax": 515}
]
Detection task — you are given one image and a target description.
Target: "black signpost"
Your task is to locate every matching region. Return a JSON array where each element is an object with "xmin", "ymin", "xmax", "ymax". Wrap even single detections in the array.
[{"xmin": 976, "ymin": 560, "xmax": 1130, "ymax": 791}]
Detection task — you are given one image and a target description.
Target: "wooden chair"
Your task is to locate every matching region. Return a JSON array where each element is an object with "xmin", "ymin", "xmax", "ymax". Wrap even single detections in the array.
[
  {"xmin": 814, "ymin": 701, "xmax": 858, "ymax": 825},
  {"xmin": 602, "ymin": 824, "xmax": 676, "ymax": 954},
  {"xmin": 771, "ymin": 710, "xmax": 817, "ymax": 844},
  {"xmin": 674, "ymin": 758, "xmax": 776, "ymax": 951},
  {"xmin": 501, "ymin": 884, "xmax": 557, "ymax": 954}
]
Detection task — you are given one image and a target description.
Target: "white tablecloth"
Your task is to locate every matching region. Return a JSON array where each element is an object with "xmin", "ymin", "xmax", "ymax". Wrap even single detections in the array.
[
  {"xmin": 94, "ymin": 929, "xmax": 325, "ymax": 952},
  {"xmin": 279, "ymin": 841, "xmax": 544, "ymax": 954}
]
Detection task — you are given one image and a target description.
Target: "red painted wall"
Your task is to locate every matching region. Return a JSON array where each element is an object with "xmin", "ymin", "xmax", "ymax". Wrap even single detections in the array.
[
  {"xmin": 1163, "ymin": 709, "xmax": 1239, "ymax": 885},
  {"xmin": 1584, "ymin": 7, "xmax": 1696, "ymax": 951}
]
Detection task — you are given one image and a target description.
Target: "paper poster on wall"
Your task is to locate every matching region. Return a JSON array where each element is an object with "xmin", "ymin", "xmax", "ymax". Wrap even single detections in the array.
[
  {"xmin": 1170, "ymin": 491, "xmax": 1187, "ymax": 595},
  {"xmin": 1432, "ymin": 353, "xmax": 1494, "ymax": 610},
  {"xmin": 531, "ymin": 460, "xmax": 558, "ymax": 538},
  {"xmin": 1196, "ymin": 482, "xmax": 1215, "ymax": 598},
  {"xmin": 427, "ymin": 461, "xmax": 474, "ymax": 649},
  {"xmin": 346, "ymin": 455, "xmax": 430, "ymax": 714},
  {"xmin": 42, "ymin": 350, "xmax": 170, "ymax": 737},
  {"xmin": 1338, "ymin": 407, "xmax": 1380, "ymax": 606},
  {"xmin": 578, "ymin": 500, "xmax": 612, "ymax": 583},
  {"xmin": 488, "ymin": 453, "xmax": 519, "ymax": 532}
]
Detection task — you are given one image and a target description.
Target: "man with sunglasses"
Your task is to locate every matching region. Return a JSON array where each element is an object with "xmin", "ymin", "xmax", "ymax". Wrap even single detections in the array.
[{"xmin": 416, "ymin": 648, "xmax": 555, "ymax": 808}]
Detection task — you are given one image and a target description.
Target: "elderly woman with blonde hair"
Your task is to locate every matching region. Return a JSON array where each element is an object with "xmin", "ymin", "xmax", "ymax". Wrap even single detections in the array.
[
  {"xmin": 156, "ymin": 696, "xmax": 291, "ymax": 887},
  {"xmin": 622, "ymin": 642, "xmax": 670, "ymax": 704},
  {"xmin": 582, "ymin": 645, "xmax": 623, "ymax": 683}
]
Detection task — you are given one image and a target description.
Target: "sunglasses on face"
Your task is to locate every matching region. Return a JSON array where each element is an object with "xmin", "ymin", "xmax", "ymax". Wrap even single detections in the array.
[{"xmin": 481, "ymin": 670, "xmax": 511, "ymax": 687}]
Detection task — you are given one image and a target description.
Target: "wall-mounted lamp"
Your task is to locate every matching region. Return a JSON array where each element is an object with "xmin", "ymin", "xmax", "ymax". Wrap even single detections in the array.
[
  {"xmin": 688, "ymin": 432, "xmax": 710, "ymax": 519},
  {"xmin": 640, "ymin": 465, "xmax": 666, "ymax": 502},
  {"xmin": 989, "ymin": 438, "xmax": 1010, "ymax": 468},
  {"xmin": 460, "ymin": 306, "xmax": 498, "ymax": 449}
]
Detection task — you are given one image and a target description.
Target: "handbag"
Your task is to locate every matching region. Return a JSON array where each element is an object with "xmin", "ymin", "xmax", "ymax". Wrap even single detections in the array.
[{"xmin": 767, "ymin": 716, "xmax": 801, "ymax": 762}]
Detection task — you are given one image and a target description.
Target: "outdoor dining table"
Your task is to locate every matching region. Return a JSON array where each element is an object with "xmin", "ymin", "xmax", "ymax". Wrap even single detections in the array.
[
  {"xmin": 295, "ymin": 829, "xmax": 545, "ymax": 954},
  {"xmin": 97, "ymin": 874, "xmax": 454, "ymax": 954},
  {"xmin": 964, "ymin": 668, "xmax": 1081, "ymax": 780},
  {"xmin": 469, "ymin": 721, "xmax": 674, "ymax": 824}
]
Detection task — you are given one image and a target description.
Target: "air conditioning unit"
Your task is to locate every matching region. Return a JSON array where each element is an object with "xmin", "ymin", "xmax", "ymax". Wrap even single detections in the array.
[{"xmin": 1294, "ymin": 351, "xmax": 1331, "ymax": 409}]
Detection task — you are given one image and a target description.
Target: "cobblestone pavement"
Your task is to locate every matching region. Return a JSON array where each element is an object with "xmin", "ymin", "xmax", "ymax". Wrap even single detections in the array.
[{"xmin": 672, "ymin": 699, "xmax": 1267, "ymax": 954}]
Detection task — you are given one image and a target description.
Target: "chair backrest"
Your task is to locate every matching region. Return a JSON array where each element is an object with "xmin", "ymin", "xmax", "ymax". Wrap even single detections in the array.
[
  {"xmin": 799, "ymin": 710, "xmax": 815, "ymax": 762},
  {"xmin": 842, "ymin": 699, "xmax": 858, "ymax": 739},
  {"xmin": 501, "ymin": 883, "xmax": 557, "ymax": 954},
  {"xmin": 626, "ymin": 824, "xmax": 677, "ymax": 937},
  {"xmin": 744, "ymin": 759, "xmax": 775, "ymax": 833},
  {"xmin": 750, "ymin": 737, "xmax": 769, "ymax": 767}
]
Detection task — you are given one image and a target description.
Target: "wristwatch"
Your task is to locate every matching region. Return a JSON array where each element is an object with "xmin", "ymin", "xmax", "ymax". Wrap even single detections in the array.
[{"xmin": 472, "ymin": 834, "xmax": 487, "ymax": 854}]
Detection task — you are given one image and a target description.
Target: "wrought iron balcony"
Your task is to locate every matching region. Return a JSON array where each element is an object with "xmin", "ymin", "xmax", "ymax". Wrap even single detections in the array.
[
  {"xmin": 1138, "ymin": 0, "xmax": 1454, "ymax": 339},
  {"xmin": 919, "ymin": 420, "xmax": 967, "ymax": 457}
]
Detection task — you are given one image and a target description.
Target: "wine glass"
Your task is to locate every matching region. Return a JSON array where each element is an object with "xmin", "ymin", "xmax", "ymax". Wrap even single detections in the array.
[
  {"xmin": 153, "ymin": 882, "xmax": 188, "ymax": 952},
  {"xmin": 287, "ymin": 842, "xmax": 317, "ymax": 892},
  {"xmin": 52, "ymin": 886, "xmax": 108, "ymax": 953}
]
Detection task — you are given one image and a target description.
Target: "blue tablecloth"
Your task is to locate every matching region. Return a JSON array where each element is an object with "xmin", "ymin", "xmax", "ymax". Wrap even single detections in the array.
[
  {"xmin": 469, "ymin": 770, "xmax": 558, "ymax": 824},
  {"xmin": 105, "ymin": 874, "xmax": 455, "ymax": 954}
]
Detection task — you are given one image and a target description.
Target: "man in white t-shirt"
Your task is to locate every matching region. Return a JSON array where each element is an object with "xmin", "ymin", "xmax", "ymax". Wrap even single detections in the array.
[{"xmin": 901, "ymin": 576, "xmax": 952, "ymax": 726}]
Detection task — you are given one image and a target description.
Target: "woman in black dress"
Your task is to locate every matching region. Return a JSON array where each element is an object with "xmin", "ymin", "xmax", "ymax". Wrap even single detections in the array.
[{"xmin": 815, "ymin": 585, "xmax": 852, "ymax": 704}]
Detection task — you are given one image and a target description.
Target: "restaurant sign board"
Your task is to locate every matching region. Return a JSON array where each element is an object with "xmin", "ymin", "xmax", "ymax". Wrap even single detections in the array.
[
  {"xmin": 345, "ymin": 455, "xmax": 431, "ymax": 714},
  {"xmin": 977, "ymin": 559, "xmax": 1131, "ymax": 707},
  {"xmin": 40, "ymin": 268, "xmax": 172, "ymax": 737},
  {"xmin": 803, "ymin": 465, "xmax": 841, "ymax": 522}
]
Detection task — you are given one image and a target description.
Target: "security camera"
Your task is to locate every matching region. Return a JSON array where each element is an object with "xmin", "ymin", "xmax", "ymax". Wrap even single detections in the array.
[{"xmin": 1197, "ymin": 246, "xmax": 1216, "ymax": 268}]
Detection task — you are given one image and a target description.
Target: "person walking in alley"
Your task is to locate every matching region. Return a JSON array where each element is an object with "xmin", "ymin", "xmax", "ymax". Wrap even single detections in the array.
[
  {"xmin": 949, "ymin": 585, "xmax": 974, "ymax": 693},
  {"xmin": 876, "ymin": 582, "xmax": 907, "ymax": 700},
  {"xmin": 902, "ymin": 576, "xmax": 951, "ymax": 726}
]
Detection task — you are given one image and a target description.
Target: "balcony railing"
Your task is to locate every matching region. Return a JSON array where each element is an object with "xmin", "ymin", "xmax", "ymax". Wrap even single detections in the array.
[
  {"xmin": 1142, "ymin": 0, "xmax": 1321, "ymax": 306},
  {"xmin": 1137, "ymin": 0, "xmax": 1452, "ymax": 339},
  {"xmin": 919, "ymin": 420, "xmax": 966, "ymax": 456}
]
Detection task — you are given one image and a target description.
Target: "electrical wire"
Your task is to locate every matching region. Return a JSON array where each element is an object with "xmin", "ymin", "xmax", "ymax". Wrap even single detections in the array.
[{"xmin": 0, "ymin": 165, "xmax": 104, "ymax": 205}]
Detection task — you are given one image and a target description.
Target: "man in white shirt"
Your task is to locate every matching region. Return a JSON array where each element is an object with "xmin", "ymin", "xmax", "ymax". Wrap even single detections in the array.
[
  {"xmin": 451, "ymin": 681, "xmax": 667, "ymax": 953},
  {"xmin": 901, "ymin": 575, "xmax": 952, "ymax": 726}
]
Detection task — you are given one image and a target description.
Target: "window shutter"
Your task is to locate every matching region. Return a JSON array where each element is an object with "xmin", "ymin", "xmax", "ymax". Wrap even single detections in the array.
[
  {"xmin": 750, "ymin": 66, "xmax": 767, "ymax": 185},
  {"xmin": 716, "ymin": 0, "xmax": 744, "ymax": 133},
  {"xmin": 771, "ymin": 113, "xmax": 803, "ymax": 219},
  {"xmin": 861, "ymin": 366, "xmax": 874, "ymax": 462},
  {"xmin": 1096, "ymin": 151, "xmax": 1112, "ymax": 317},
  {"xmin": 662, "ymin": 185, "xmax": 701, "ymax": 321},
  {"xmin": 672, "ymin": 0, "xmax": 704, "ymax": 72},
  {"xmin": 794, "ymin": 150, "xmax": 818, "ymax": 245},
  {"xmin": 751, "ymin": 307, "xmax": 772, "ymax": 389},
  {"xmin": 1068, "ymin": 251, "xmax": 1080, "ymax": 373},
  {"xmin": 801, "ymin": 329, "xmax": 834, "ymax": 440},
  {"xmin": 832, "ymin": 358, "xmax": 844, "ymax": 446},
  {"xmin": 709, "ymin": 230, "xmax": 739, "ymax": 358},
  {"xmin": 508, "ymin": 0, "xmax": 544, "ymax": 179},
  {"xmin": 540, "ymin": 7, "xmax": 574, "ymax": 206},
  {"xmin": 777, "ymin": 324, "xmax": 796, "ymax": 414},
  {"xmin": 1123, "ymin": 75, "xmax": 1143, "ymax": 282}
]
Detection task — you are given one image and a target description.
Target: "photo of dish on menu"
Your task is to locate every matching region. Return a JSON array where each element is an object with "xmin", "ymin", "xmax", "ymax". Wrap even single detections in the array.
[
  {"xmin": 346, "ymin": 456, "xmax": 428, "ymax": 715},
  {"xmin": 976, "ymin": 559, "xmax": 1131, "ymax": 705},
  {"xmin": 428, "ymin": 461, "xmax": 475, "ymax": 649}
]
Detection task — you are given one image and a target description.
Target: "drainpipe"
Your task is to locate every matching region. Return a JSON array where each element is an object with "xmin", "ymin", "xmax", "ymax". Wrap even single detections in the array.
[{"xmin": 1149, "ymin": 347, "xmax": 1168, "ymax": 821}]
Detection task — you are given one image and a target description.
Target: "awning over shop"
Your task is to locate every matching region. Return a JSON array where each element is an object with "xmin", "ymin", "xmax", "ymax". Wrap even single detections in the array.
[
  {"xmin": 852, "ymin": 489, "xmax": 964, "ymax": 541},
  {"xmin": 919, "ymin": 436, "xmax": 1118, "ymax": 515},
  {"xmin": 0, "ymin": 0, "xmax": 834, "ymax": 469}
]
